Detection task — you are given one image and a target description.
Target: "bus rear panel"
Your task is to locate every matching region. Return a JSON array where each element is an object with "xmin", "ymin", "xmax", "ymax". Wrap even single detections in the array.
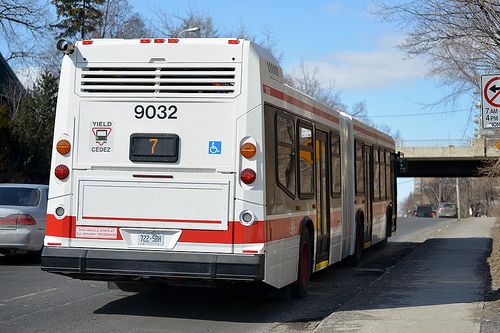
[{"xmin": 42, "ymin": 39, "xmax": 267, "ymax": 283}]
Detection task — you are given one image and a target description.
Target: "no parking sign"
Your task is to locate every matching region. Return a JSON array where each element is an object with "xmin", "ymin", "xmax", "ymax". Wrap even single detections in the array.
[{"xmin": 481, "ymin": 74, "xmax": 500, "ymax": 128}]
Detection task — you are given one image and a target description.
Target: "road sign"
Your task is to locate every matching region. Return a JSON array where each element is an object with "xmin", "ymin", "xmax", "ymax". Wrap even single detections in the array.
[{"xmin": 481, "ymin": 74, "xmax": 500, "ymax": 128}]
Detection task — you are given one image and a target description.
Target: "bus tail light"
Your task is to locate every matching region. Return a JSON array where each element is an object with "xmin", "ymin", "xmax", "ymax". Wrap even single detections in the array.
[
  {"xmin": 240, "ymin": 142, "xmax": 256, "ymax": 159},
  {"xmin": 240, "ymin": 168, "xmax": 256, "ymax": 184},
  {"xmin": 55, "ymin": 164, "xmax": 70, "ymax": 180},
  {"xmin": 56, "ymin": 139, "xmax": 71, "ymax": 155}
]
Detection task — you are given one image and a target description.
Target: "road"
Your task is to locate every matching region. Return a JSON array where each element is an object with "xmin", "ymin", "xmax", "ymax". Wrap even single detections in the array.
[{"xmin": 0, "ymin": 216, "xmax": 487, "ymax": 333}]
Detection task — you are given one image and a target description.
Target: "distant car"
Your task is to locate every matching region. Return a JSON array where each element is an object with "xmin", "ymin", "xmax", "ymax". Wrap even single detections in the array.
[
  {"xmin": 0, "ymin": 184, "xmax": 48, "ymax": 255},
  {"xmin": 438, "ymin": 203, "xmax": 458, "ymax": 218},
  {"xmin": 415, "ymin": 205, "xmax": 433, "ymax": 218}
]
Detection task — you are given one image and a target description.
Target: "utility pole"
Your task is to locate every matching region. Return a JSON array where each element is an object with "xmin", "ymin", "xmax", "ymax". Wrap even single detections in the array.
[
  {"xmin": 456, "ymin": 178, "xmax": 460, "ymax": 220},
  {"xmin": 438, "ymin": 179, "xmax": 442, "ymax": 207}
]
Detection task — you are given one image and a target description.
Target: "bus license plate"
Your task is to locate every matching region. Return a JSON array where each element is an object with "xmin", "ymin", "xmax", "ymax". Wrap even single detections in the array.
[{"xmin": 138, "ymin": 232, "xmax": 164, "ymax": 246}]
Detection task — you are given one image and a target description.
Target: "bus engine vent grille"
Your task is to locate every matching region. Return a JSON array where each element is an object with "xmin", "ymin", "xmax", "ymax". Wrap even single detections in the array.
[{"xmin": 78, "ymin": 65, "xmax": 239, "ymax": 97}]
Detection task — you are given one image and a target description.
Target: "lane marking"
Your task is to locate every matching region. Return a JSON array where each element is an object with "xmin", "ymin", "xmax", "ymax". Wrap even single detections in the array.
[{"xmin": 2, "ymin": 288, "xmax": 58, "ymax": 302}]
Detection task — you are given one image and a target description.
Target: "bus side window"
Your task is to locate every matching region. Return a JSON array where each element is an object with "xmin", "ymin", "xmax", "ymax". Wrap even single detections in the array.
[
  {"xmin": 355, "ymin": 142, "xmax": 364, "ymax": 194},
  {"xmin": 297, "ymin": 121, "xmax": 314, "ymax": 198},
  {"xmin": 331, "ymin": 134, "xmax": 341, "ymax": 197},
  {"xmin": 380, "ymin": 149, "xmax": 386, "ymax": 200},
  {"xmin": 386, "ymin": 151, "xmax": 392, "ymax": 200},
  {"xmin": 373, "ymin": 148, "xmax": 380, "ymax": 201},
  {"xmin": 276, "ymin": 113, "xmax": 296, "ymax": 197}
]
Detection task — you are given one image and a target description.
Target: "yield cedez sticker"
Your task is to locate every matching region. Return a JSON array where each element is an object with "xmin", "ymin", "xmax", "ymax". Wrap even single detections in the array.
[{"xmin": 90, "ymin": 121, "xmax": 113, "ymax": 153}]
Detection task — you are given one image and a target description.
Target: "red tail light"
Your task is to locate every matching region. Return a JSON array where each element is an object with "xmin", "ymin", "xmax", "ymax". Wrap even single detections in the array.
[
  {"xmin": 17, "ymin": 214, "xmax": 36, "ymax": 225},
  {"xmin": 0, "ymin": 214, "xmax": 35, "ymax": 226},
  {"xmin": 240, "ymin": 168, "xmax": 256, "ymax": 184},
  {"xmin": 168, "ymin": 38, "xmax": 179, "ymax": 43},
  {"xmin": 0, "ymin": 214, "xmax": 17, "ymax": 225},
  {"xmin": 55, "ymin": 164, "xmax": 70, "ymax": 180}
]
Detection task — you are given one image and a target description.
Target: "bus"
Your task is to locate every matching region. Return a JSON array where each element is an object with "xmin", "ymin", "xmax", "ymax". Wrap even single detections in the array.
[{"xmin": 41, "ymin": 38, "xmax": 398, "ymax": 297}]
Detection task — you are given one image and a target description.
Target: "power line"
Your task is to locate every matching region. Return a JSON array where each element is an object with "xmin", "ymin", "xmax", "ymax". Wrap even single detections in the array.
[{"xmin": 369, "ymin": 109, "xmax": 469, "ymax": 118}]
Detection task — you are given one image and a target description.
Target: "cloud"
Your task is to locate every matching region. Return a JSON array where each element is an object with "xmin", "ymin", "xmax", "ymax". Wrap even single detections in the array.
[{"xmin": 286, "ymin": 35, "xmax": 427, "ymax": 91}]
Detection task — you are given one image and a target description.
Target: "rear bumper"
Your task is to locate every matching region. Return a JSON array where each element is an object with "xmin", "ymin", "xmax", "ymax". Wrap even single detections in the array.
[
  {"xmin": 0, "ymin": 228, "xmax": 43, "ymax": 252},
  {"xmin": 41, "ymin": 247, "xmax": 264, "ymax": 281}
]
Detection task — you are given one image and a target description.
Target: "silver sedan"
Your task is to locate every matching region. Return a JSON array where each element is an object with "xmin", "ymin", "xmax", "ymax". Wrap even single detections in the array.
[{"xmin": 0, "ymin": 184, "xmax": 48, "ymax": 255}]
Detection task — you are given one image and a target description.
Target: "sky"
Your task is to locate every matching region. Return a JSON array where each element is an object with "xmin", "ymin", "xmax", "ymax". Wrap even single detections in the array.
[
  {"xmin": 125, "ymin": 0, "xmax": 480, "ymax": 205},
  {"xmin": 6, "ymin": 0, "xmax": 481, "ymax": 207}
]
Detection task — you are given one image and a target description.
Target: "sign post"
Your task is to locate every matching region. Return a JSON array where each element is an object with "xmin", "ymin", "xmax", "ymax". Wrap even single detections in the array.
[{"xmin": 481, "ymin": 74, "xmax": 500, "ymax": 128}]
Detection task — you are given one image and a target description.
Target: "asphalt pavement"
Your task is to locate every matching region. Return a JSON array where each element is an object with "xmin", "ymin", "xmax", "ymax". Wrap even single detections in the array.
[
  {"xmin": 0, "ymin": 216, "xmax": 494, "ymax": 333},
  {"xmin": 315, "ymin": 217, "xmax": 496, "ymax": 333}
]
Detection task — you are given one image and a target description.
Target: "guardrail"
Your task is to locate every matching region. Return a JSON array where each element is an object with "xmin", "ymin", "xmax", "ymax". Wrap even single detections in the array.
[{"xmin": 396, "ymin": 139, "xmax": 473, "ymax": 148}]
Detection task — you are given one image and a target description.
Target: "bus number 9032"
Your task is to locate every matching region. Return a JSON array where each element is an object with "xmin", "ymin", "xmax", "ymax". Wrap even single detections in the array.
[{"xmin": 134, "ymin": 105, "xmax": 178, "ymax": 120}]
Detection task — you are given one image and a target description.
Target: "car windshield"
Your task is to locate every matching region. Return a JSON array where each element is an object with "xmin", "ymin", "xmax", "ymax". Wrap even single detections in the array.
[
  {"xmin": 442, "ymin": 204, "xmax": 454, "ymax": 208},
  {"xmin": 0, "ymin": 187, "xmax": 41, "ymax": 207}
]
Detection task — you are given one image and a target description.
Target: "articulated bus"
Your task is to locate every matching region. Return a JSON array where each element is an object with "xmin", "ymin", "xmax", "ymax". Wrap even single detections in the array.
[{"xmin": 41, "ymin": 38, "xmax": 398, "ymax": 297}]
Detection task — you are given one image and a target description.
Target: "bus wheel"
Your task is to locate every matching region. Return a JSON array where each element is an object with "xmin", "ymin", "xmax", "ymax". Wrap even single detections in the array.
[
  {"xmin": 291, "ymin": 228, "xmax": 312, "ymax": 298},
  {"xmin": 350, "ymin": 219, "xmax": 364, "ymax": 265}
]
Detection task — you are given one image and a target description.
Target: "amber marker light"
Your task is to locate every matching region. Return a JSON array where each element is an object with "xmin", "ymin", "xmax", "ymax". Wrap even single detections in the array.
[
  {"xmin": 240, "ymin": 142, "xmax": 257, "ymax": 159},
  {"xmin": 56, "ymin": 139, "xmax": 71, "ymax": 155}
]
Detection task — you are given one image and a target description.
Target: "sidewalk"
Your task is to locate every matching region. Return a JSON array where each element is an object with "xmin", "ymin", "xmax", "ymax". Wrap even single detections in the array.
[{"xmin": 315, "ymin": 217, "xmax": 496, "ymax": 333}]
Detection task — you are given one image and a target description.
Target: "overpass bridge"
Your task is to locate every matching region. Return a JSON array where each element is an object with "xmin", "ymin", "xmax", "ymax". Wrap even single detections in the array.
[{"xmin": 397, "ymin": 137, "xmax": 500, "ymax": 177}]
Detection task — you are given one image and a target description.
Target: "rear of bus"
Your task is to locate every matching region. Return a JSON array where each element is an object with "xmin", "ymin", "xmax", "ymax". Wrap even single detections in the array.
[{"xmin": 41, "ymin": 38, "xmax": 268, "ymax": 285}]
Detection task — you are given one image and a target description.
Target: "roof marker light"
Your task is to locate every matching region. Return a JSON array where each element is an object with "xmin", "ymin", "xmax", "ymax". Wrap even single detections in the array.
[
  {"xmin": 82, "ymin": 40, "xmax": 93, "ymax": 45},
  {"xmin": 228, "ymin": 39, "xmax": 239, "ymax": 44},
  {"xmin": 168, "ymin": 38, "xmax": 179, "ymax": 43},
  {"xmin": 154, "ymin": 38, "xmax": 165, "ymax": 43},
  {"xmin": 140, "ymin": 38, "xmax": 151, "ymax": 43}
]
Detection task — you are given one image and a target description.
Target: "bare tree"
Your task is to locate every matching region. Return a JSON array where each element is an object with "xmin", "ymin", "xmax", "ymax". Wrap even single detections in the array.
[
  {"xmin": 154, "ymin": 5, "xmax": 218, "ymax": 38},
  {"xmin": 285, "ymin": 59, "xmax": 347, "ymax": 112},
  {"xmin": 97, "ymin": 0, "xmax": 150, "ymax": 38},
  {"xmin": 0, "ymin": 0, "xmax": 52, "ymax": 64},
  {"xmin": 372, "ymin": 0, "xmax": 500, "ymax": 103}
]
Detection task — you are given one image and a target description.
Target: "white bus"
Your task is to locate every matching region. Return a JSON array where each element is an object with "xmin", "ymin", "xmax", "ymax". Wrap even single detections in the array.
[{"xmin": 42, "ymin": 38, "xmax": 398, "ymax": 297}]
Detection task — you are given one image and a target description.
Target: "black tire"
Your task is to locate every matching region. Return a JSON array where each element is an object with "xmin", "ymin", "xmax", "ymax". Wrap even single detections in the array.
[
  {"xmin": 350, "ymin": 219, "xmax": 364, "ymax": 265},
  {"xmin": 291, "ymin": 228, "xmax": 312, "ymax": 298}
]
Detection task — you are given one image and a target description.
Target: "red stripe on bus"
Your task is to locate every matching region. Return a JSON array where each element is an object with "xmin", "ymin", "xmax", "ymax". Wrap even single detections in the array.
[
  {"xmin": 263, "ymin": 84, "xmax": 340, "ymax": 124},
  {"xmin": 353, "ymin": 124, "xmax": 394, "ymax": 146},
  {"xmin": 82, "ymin": 216, "xmax": 221, "ymax": 224},
  {"xmin": 45, "ymin": 215, "xmax": 267, "ymax": 244}
]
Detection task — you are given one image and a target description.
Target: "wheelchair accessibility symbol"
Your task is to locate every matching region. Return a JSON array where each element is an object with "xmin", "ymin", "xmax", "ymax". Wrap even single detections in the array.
[{"xmin": 208, "ymin": 141, "xmax": 222, "ymax": 154}]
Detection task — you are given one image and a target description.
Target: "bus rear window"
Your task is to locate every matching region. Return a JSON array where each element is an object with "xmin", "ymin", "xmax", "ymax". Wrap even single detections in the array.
[{"xmin": 0, "ymin": 188, "xmax": 41, "ymax": 207}]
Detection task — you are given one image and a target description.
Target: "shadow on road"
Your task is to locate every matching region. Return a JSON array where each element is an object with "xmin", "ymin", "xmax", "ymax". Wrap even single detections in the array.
[
  {"xmin": 94, "ymin": 242, "xmax": 416, "ymax": 325},
  {"xmin": 93, "ymin": 237, "xmax": 498, "ymax": 328},
  {"xmin": 0, "ymin": 253, "xmax": 41, "ymax": 266}
]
